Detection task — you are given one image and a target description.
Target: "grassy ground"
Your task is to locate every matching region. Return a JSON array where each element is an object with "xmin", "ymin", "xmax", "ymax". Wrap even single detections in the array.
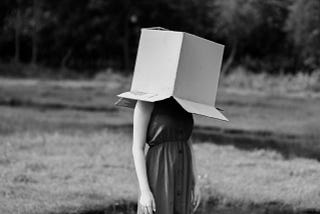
[
  {"xmin": 0, "ymin": 73, "xmax": 320, "ymax": 213},
  {"xmin": 1, "ymin": 129, "xmax": 320, "ymax": 214},
  {"xmin": 1, "ymin": 76, "xmax": 320, "ymax": 158},
  {"xmin": 1, "ymin": 73, "xmax": 320, "ymax": 136}
]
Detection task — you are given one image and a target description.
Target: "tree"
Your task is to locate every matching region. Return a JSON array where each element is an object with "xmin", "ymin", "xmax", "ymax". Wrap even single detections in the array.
[
  {"xmin": 31, "ymin": 0, "xmax": 40, "ymax": 65},
  {"xmin": 286, "ymin": 0, "xmax": 320, "ymax": 71},
  {"xmin": 241, "ymin": 0, "xmax": 292, "ymax": 73},
  {"xmin": 14, "ymin": 0, "xmax": 22, "ymax": 65},
  {"xmin": 214, "ymin": 0, "xmax": 261, "ymax": 73}
]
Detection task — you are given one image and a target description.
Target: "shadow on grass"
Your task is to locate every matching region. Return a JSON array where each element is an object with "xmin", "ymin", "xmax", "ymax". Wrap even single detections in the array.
[
  {"xmin": 192, "ymin": 125, "xmax": 320, "ymax": 161},
  {"xmin": 60, "ymin": 199, "xmax": 319, "ymax": 214},
  {"xmin": 107, "ymin": 125, "xmax": 320, "ymax": 162},
  {"xmin": 0, "ymin": 98, "xmax": 117, "ymax": 112}
]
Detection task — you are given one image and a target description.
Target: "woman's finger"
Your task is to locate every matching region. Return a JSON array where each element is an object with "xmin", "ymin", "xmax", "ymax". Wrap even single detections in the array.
[
  {"xmin": 193, "ymin": 198, "xmax": 200, "ymax": 213},
  {"xmin": 151, "ymin": 198, "xmax": 156, "ymax": 212},
  {"xmin": 193, "ymin": 189, "xmax": 201, "ymax": 212},
  {"xmin": 142, "ymin": 205, "xmax": 148, "ymax": 214},
  {"xmin": 147, "ymin": 205, "xmax": 153, "ymax": 214},
  {"xmin": 196, "ymin": 192, "xmax": 201, "ymax": 208},
  {"xmin": 138, "ymin": 201, "xmax": 145, "ymax": 214},
  {"xmin": 141, "ymin": 205, "xmax": 146, "ymax": 214},
  {"xmin": 140, "ymin": 202, "xmax": 151, "ymax": 214}
]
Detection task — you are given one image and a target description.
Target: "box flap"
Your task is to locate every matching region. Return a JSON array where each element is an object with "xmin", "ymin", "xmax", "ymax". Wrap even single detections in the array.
[
  {"xmin": 173, "ymin": 97, "xmax": 228, "ymax": 121},
  {"xmin": 115, "ymin": 91, "xmax": 170, "ymax": 108},
  {"xmin": 114, "ymin": 97, "xmax": 137, "ymax": 108}
]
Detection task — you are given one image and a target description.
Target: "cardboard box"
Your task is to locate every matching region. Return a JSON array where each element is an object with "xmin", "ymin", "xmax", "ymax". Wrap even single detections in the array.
[{"xmin": 115, "ymin": 28, "xmax": 228, "ymax": 121}]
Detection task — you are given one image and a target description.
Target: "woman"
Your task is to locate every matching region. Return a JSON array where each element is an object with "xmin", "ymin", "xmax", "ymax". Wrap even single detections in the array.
[{"xmin": 132, "ymin": 97, "xmax": 201, "ymax": 214}]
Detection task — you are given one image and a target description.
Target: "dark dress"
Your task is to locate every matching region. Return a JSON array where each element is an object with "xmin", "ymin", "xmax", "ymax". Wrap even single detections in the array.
[{"xmin": 137, "ymin": 97, "xmax": 195, "ymax": 214}]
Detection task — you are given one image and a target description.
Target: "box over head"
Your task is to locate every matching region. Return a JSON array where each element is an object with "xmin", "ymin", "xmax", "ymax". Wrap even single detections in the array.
[{"xmin": 115, "ymin": 28, "xmax": 228, "ymax": 121}]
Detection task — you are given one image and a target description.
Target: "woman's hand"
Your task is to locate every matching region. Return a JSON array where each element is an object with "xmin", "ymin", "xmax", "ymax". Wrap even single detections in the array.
[
  {"xmin": 139, "ymin": 189, "xmax": 156, "ymax": 214},
  {"xmin": 191, "ymin": 181, "xmax": 201, "ymax": 212}
]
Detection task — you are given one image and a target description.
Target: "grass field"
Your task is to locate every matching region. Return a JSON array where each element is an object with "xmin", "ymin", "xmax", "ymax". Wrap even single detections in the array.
[
  {"xmin": 1, "ymin": 128, "xmax": 320, "ymax": 213},
  {"xmin": 1, "ymin": 76, "xmax": 320, "ymax": 159},
  {"xmin": 0, "ymin": 74, "xmax": 320, "ymax": 214}
]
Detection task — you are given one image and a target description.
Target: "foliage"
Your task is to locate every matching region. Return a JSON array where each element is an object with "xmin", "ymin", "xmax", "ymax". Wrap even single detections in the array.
[
  {"xmin": 286, "ymin": 0, "xmax": 320, "ymax": 71},
  {"xmin": 213, "ymin": 0, "xmax": 261, "ymax": 73},
  {"xmin": 0, "ymin": 0, "xmax": 319, "ymax": 74}
]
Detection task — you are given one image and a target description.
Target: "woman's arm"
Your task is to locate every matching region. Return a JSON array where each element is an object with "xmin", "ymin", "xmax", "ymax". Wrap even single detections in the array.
[{"xmin": 132, "ymin": 100, "xmax": 155, "ymax": 213}]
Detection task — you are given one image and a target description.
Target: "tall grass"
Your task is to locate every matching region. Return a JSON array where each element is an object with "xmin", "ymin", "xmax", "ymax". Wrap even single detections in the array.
[{"xmin": 222, "ymin": 67, "xmax": 320, "ymax": 96}]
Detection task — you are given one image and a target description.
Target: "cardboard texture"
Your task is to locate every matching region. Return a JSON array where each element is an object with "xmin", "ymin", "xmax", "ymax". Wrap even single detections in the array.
[{"xmin": 115, "ymin": 28, "xmax": 228, "ymax": 121}]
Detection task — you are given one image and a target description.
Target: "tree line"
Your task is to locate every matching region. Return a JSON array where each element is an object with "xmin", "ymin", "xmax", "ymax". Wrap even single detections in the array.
[{"xmin": 0, "ymin": 0, "xmax": 319, "ymax": 75}]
